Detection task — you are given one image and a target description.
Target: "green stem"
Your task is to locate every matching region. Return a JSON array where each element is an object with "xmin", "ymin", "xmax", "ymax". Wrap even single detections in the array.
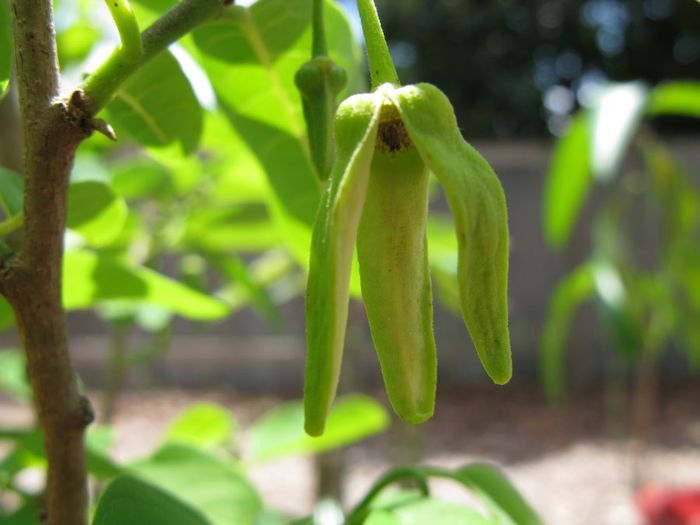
[
  {"xmin": 355, "ymin": 0, "xmax": 399, "ymax": 89},
  {"xmin": 82, "ymin": 0, "xmax": 227, "ymax": 113},
  {"xmin": 0, "ymin": 212, "xmax": 23, "ymax": 237},
  {"xmin": 345, "ymin": 466, "xmax": 430, "ymax": 524},
  {"xmin": 312, "ymin": 0, "xmax": 327, "ymax": 57},
  {"xmin": 104, "ymin": 0, "xmax": 143, "ymax": 60}
]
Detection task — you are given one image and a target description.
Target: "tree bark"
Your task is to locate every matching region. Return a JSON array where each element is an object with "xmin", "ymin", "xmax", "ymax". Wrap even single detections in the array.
[{"xmin": 6, "ymin": 2, "xmax": 92, "ymax": 524}]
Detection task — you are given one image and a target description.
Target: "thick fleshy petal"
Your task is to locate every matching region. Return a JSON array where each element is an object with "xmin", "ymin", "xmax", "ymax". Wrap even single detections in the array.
[
  {"xmin": 357, "ymin": 104, "xmax": 436, "ymax": 423},
  {"xmin": 304, "ymin": 92, "xmax": 382, "ymax": 436},
  {"xmin": 390, "ymin": 83, "xmax": 512, "ymax": 384}
]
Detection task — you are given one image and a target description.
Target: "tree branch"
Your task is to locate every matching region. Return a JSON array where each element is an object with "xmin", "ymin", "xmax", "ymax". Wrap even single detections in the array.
[
  {"xmin": 8, "ymin": 1, "xmax": 92, "ymax": 524},
  {"xmin": 5, "ymin": 0, "xmax": 231, "ymax": 524}
]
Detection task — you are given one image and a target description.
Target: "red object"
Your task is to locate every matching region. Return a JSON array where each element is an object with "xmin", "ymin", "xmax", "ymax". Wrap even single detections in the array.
[{"xmin": 636, "ymin": 485, "xmax": 700, "ymax": 525}]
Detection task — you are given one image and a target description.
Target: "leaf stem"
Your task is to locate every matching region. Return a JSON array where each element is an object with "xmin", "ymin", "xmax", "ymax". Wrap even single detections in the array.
[
  {"xmin": 104, "ymin": 0, "xmax": 143, "ymax": 60},
  {"xmin": 312, "ymin": 0, "xmax": 327, "ymax": 57},
  {"xmin": 355, "ymin": 0, "xmax": 399, "ymax": 90},
  {"xmin": 0, "ymin": 212, "xmax": 23, "ymax": 237},
  {"xmin": 345, "ymin": 466, "xmax": 430, "ymax": 524},
  {"xmin": 82, "ymin": 0, "xmax": 228, "ymax": 113}
]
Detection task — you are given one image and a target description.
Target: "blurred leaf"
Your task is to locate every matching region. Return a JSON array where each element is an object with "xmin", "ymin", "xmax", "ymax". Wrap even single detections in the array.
[
  {"xmin": 365, "ymin": 510, "xmax": 401, "ymax": 525},
  {"xmin": 106, "ymin": 51, "xmax": 203, "ymax": 153},
  {"xmin": 192, "ymin": 0, "xmax": 361, "ymax": 232},
  {"xmin": 647, "ymin": 81, "xmax": 700, "ymax": 120},
  {"xmin": 2, "ymin": 505, "xmax": 40, "ymax": 525},
  {"xmin": 248, "ymin": 394, "xmax": 389, "ymax": 463},
  {"xmin": 93, "ymin": 476, "xmax": 209, "ymax": 525},
  {"xmin": 456, "ymin": 464, "xmax": 543, "ymax": 525},
  {"xmin": 255, "ymin": 509, "xmax": 287, "ymax": 525},
  {"xmin": 0, "ymin": 0, "xmax": 11, "ymax": 101},
  {"xmin": 540, "ymin": 263, "xmax": 594, "ymax": 401},
  {"xmin": 63, "ymin": 250, "xmax": 229, "ymax": 321},
  {"xmin": 67, "ymin": 181, "xmax": 128, "ymax": 247},
  {"xmin": 390, "ymin": 499, "xmax": 496, "ymax": 525},
  {"xmin": 111, "ymin": 159, "xmax": 174, "ymax": 199},
  {"xmin": 183, "ymin": 204, "xmax": 279, "ymax": 252},
  {"xmin": 591, "ymin": 260, "xmax": 642, "ymax": 360},
  {"xmin": 130, "ymin": 444, "xmax": 261, "ymax": 525},
  {"xmin": 56, "ymin": 20, "xmax": 100, "ymax": 65},
  {"xmin": 210, "ymin": 254, "xmax": 282, "ymax": 328},
  {"xmin": 0, "ymin": 349, "xmax": 30, "ymax": 402},
  {"xmin": 0, "ymin": 296, "xmax": 14, "ymax": 331},
  {"xmin": 0, "ymin": 167, "xmax": 23, "ymax": 217},
  {"xmin": 542, "ymin": 113, "xmax": 592, "ymax": 249},
  {"xmin": 427, "ymin": 216, "xmax": 460, "ymax": 313},
  {"xmin": 590, "ymin": 82, "xmax": 649, "ymax": 181},
  {"xmin": 0, "ymin": 427, "xmax": 121, "ymax": 478},
  {"xmin": 165, "ymin": 403, "xmax": 236, "ymax": 449}
]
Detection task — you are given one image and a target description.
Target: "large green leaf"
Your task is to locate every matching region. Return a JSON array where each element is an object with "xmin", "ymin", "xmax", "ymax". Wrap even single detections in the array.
[
  {"xmin": 93, "ymin": 476, "xmax": 209, "ymax": 525},
  {"xmin": 540, "ymin": 263, "xmax": 595, "ymax": 401},
  {"xmin": 106, "ymin": 51, "xmax": 203, "ymax": 153},
  {"xmin": 129, "ymin": 444, "xmax": 262, "ymax": 525},
  {"xmin": 248, "ymin": 394, "xmax": 389, "ymax": 462},
  {"xmin": 67, "ymin": 181, "xmax": 128, "ymax": 247},
  {"xmin": 590, "ymin": 82, "xmax": 648, "ymax": 181},
  {"xmin": 192, "ymin": 0, "xmax": 361, "ymax": 230},
  {"xmin": 456, "ymin": 464, "xmax": 543, "ymax": 525},
  {"xmin": 164, "ymin": 403, "xmax": 236, "ymax": 449},
  {"xmin": 0, "ymin": 0, "xmax": 11, "ymax": 101},
  {"xmin": 62, "ymin": 250, "xmax": 229, "ymax": 321},
  {"xmin": 647, "ymin": 81, "xmax": 700, "ymax": 120},
  {"xmin": 542, "ymin": 113, "xmax": 592, "ymax": 249}
]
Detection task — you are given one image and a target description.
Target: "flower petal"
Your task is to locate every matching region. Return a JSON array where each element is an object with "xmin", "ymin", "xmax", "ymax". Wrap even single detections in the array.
[
  {"xmin": 357, "ymin": 107, "xmax": 436, "ymax": 423},
  {"xmin": 304, "ymin": 92, "xmax": 382, "ymax": 436},
  {"xmin": 390, "ymin": 83, "xmax": 512, "ymax": 384}
]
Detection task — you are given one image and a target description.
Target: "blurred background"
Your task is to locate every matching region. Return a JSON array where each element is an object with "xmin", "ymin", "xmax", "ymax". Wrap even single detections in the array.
[{"xmin": 1, "ymin": 0, "xmax": 700, "ymax": 524}]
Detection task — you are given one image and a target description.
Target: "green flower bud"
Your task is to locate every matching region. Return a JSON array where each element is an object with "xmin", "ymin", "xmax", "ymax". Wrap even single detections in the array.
[
  {"xmin": 304, "ymin": 83, "xmax": 511, "ymax": 436},
  {"xmin": 295, "ymin": 57, "xmax": 348, "ymax": 181}
]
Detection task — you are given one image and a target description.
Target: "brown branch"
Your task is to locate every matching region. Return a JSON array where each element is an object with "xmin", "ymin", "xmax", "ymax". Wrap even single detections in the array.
[
  {"xmin": 5, "ymin": 1, "xmax": 231, "ymax": 523},
  {"xmin": 7, "ymin": 2, "xmax": 92, "ymax": 524}
]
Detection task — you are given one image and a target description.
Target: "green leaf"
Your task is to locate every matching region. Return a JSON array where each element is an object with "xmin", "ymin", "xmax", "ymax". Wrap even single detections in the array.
[
  {"xmin": 93, "ymin": 476, "xmax": 209, "ymax": 525},
  {"xmin": 111, "ymin": 159, "xmax": 174, "ymax": 199},
  {"xmin": 183, "ymin": 204, "xmax": 279, "ymax": 252},
  {"xmin": 364, "ymin": 510, "xmax": 401, "ymax": 525},
  {"xmin": 0, "ymin": 348, "xmax": 30, "ymax": 402},
  {"xmin": 391, "ymin": 499, "xmax": 496, "ymax": 525},
  {"xmin": 540, "ymin": 263, "xmax": 595, "ymax": 401},
  {"xmin": 391, "ymin": 83, "xmax": 511, "ymax": 385},
  {"xmin": 590, "ymin": 82, "xmax": 648, "ymax": 181},
  {"xmin": 67, "ymin": 181, "xmax": 128, "ymax": 247},
  {"xmin": 165, "ymin": 403, "xmax": 236, "ymax": 448},
  {"xmin": 2, "ymin": 505, "xmax": 39, "ymax": 525},
  {"xmin": 456, "ymin": 464, "xmax": 543, "ymax": 525},
  {"xmin": 0, "ymin": 295, "xmax": 15, "ymax": 331},
  {"xmin": 249, "ymin": 394, "xmax": 389, "ymax": 462},
  {"xmin": 591, "ymin": 260, "xmax": 642, "ymax": 360},
  {"xmin": 129, "ymin": 444, "xmax": 262, "ymax": 525},
  {"xmin": 209, "ymin": 253, "xmax": 283, "ymax": 328},
  {"xmin": 106, "ymin": 51, "xmax": 203, "ymax": 153},
  {"xmin": 542, "ymin": 112, "xmax": 592, "ymax": 248},
  {"xmin": 63, "ymin": 250, "xmax": 229, "ymax": 321},
  {"xmin": 192, "ymin": 0, "xmax": 362, "ymax": 229},
  {"xmin": 0, "ymin": 0, "xmax": 11, "ymax": 101},
  {"xmin": 647, "ymin": 81, "xmax": 700, "ymax": 120},
  {"xmin": 0, "ymin": 167, "xmax": 23, "ymax": 217},
  {"xmin": 303, "ymin": 92, "xmax": 381, "ymax": 436}
]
